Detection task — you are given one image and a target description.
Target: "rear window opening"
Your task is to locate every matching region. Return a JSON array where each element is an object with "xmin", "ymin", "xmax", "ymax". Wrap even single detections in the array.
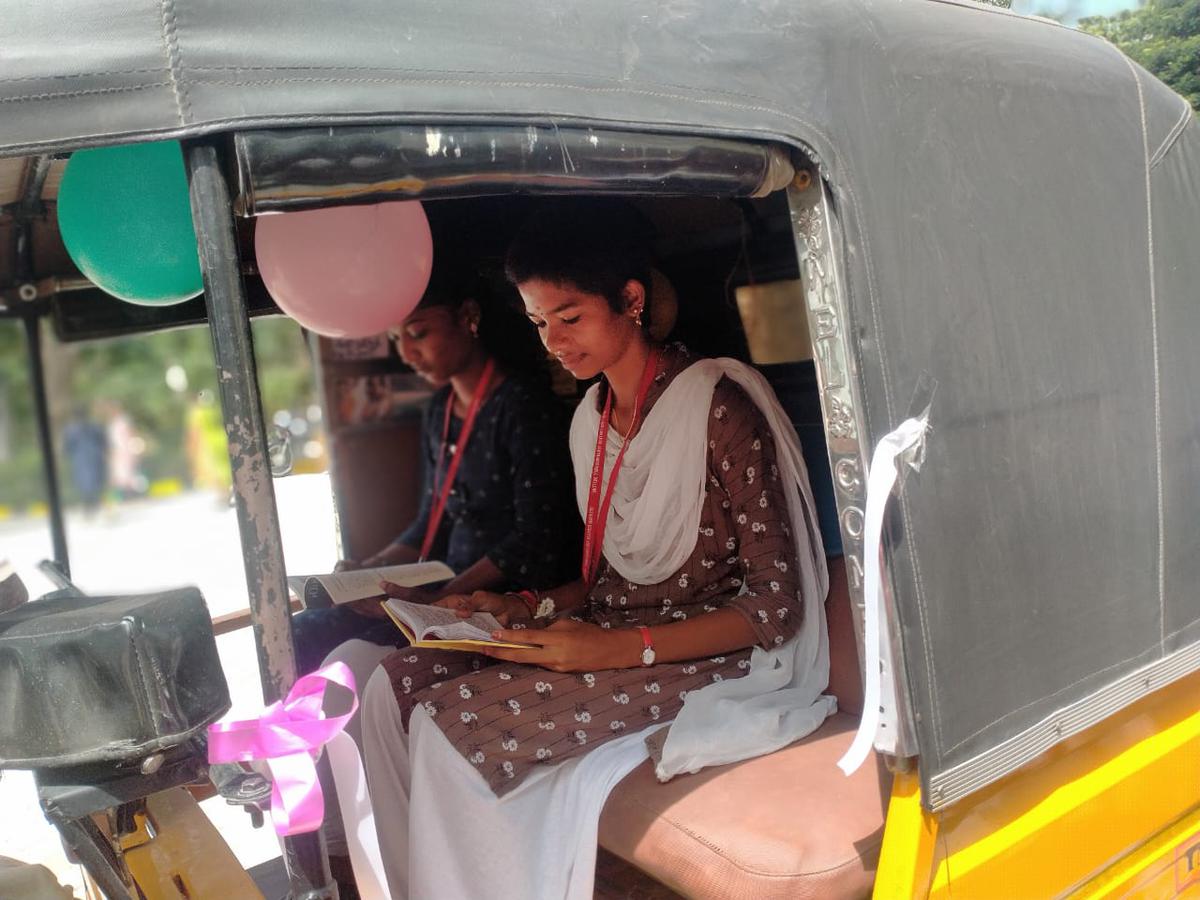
[
  {"xmin": 0, "ymin": 119, "xmax": 892, "ymax": 897},
  {"xmin": 309, "ymin": 190, "xmax": 843, "ymax": 571},
  {"xmin": 304, "ymin": 184, "xmax": 875, "ymax": 893}
]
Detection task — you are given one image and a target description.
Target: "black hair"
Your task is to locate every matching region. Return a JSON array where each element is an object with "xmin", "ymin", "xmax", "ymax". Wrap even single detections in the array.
[
  {"xmin": 416, "ymin": 259, "xmax": 549, "ymax": 380},
  {"xmin": 503, "ymin": 199, "xmax": 656, "ymax": 328}
]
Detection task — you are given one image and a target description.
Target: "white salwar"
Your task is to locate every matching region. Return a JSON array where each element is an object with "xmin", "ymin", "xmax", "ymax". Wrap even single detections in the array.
[
  {"xmin": 317, "ymin": 639, "xmax": 396, "ymax": 857},
  {"xmin": 360, "ymin": 356, "xmax": 833, "ymax": 899},
  {"xmin": 362, "ymin": 669, "xmax": 662, "ymax": 899}
]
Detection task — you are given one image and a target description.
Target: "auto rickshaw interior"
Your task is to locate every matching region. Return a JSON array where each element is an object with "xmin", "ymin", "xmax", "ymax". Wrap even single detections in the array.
[
  {"xmin": 5, "ymin": 0, "xmax": 1199, "ymax": 892},
  {"xmin": 278, "ymin": 187, "xmax": 883, "ymax": 896},
  {"xmin": 2, "ymin": 133, "xmax": 887, "ymax": 898},
  {"xmin": 313, "ymin": 192, "xmax": 846, "ymax": 569}
]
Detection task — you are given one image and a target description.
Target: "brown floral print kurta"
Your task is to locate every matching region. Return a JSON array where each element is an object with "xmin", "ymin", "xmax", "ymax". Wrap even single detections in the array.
[{"xmin": 380, "ymin": 349, "xmax": 805, "ymax": 794}]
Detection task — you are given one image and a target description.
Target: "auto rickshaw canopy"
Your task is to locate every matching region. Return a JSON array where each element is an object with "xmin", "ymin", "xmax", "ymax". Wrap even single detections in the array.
[{"xmin": 1, "ymin": 0, "xmax": 1198, "ymax": 811}]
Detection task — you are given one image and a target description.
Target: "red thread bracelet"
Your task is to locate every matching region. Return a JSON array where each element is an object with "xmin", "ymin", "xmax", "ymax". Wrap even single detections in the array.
[{"xmin": 511, "ymin": 590, "xmax": 539, "ymax": 618}]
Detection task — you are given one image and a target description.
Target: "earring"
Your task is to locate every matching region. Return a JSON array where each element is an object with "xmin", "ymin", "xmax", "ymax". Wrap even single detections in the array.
[
  {"xmin": 633, "ymin": 308, "xmax": 643, "ymax": 327},
  {"xmin": 470, "ymin": 321, "xmax": 480, "ymax": 336}
]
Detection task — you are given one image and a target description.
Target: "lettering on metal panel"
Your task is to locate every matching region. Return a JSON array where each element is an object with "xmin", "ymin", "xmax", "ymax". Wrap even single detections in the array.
[
  {"xmin": 812, "ymin": 307, "xmax": 839, "ymax": 340},
  {"xmin": 845, "ymin": 553, "xmax": 865, "ymax": 594},
  {"xmin": 835, "ymin": 458, "xmax": 862, "ymax": 492},
  {"xmin": 827, "ymin": 396, "xmax": 856, "ymax": 439},
  {"xmin": 789, "ymin": 177, "xmax": 915, "ymax": 757},
  {"xmin": 1178, "ymin": 831, "xmax": 1200, "ymax": 892},
  {"xmin": 791, "ymin": 183, "xmax": 868, "ymax": 576},
  {"xmin": 841, "ymin": 506, "xmax": 865, "ymax": 541},
  {"xmin": 814, "ymin": 338, "xmax": 848, "ymax": 394}
]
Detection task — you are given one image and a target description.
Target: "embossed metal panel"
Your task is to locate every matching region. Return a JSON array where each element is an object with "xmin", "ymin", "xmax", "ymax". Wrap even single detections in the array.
[{"xmin": 788, "ymin": 177, "xmax": 917, "ymax": 757}]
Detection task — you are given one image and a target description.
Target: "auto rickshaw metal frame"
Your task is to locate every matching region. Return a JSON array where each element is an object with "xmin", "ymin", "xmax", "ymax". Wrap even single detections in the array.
[{"xmin": 4, "ymin": 1, "xmax": 1200, "ymax": 895}]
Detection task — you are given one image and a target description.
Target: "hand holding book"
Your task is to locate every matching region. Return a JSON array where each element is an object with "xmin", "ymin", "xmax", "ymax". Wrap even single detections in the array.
[
  {"xmin": 462, "ymin": 618, "xmax": 636, "ymax": 672},
  {"xmin": 431, "ymin": 590, "xmax": 534, "ymax": 627},
  {"xmin": 287, "ymin": 561, "xmax": 454, "ymax": 609},
  {"xmin": 379, "ymin": 580, "xmax": 438, "ymax": 607},
  {"xmin": 383, "ymin": 598, "xmax": 535, "ymax": 651}
]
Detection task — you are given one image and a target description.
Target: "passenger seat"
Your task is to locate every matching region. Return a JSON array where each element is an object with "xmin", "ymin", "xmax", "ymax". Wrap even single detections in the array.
[{"xmin": 598, "ymin": 557, "xmax": 888, "ymax": 899}]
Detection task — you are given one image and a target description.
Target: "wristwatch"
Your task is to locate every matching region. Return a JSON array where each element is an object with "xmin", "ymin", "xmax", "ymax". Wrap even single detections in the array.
[{"xmin": 637, "ymin": 626, "xmax": 656, "ymax": 666}]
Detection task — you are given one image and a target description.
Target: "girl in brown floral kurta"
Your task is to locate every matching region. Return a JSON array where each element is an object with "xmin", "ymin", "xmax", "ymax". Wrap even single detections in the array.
[
  {"xmin": 358, "ymin": 202, "xmax": 827, "ymax": 899},
  {"xmin": 377, "ymin": 347, "xmax": 802, "ymax": 793}
]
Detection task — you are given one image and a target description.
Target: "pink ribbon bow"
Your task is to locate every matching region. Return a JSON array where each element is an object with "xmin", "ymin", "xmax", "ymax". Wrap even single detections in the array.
[{"xmin": 207, "ymin": 662, "xmax": 358, "ymax": 836}]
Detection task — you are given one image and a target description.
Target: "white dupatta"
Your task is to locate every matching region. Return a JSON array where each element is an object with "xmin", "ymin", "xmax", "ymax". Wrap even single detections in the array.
[
  {"xmin": 354, "ymin": 358, "xmax": 837, "ymax": 900},
  {"xmin": 570, "ymin": 357, "xmax": 835, "ymax": 780}
]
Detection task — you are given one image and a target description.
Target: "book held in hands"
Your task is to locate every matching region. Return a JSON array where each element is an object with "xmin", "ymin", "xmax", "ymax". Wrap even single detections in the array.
[
  {"xmin": 287, "ymin": 561, "xmax": 454, "ymax": 609},
  {"xmin": 383, "ymin": 598, "xmax": 534, "ymax": 652}
]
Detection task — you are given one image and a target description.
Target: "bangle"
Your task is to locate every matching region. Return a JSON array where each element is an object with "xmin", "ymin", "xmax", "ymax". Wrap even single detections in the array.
[{"xmin": 508, "ymin": 590, "xmax": 539, "ymax": 619}]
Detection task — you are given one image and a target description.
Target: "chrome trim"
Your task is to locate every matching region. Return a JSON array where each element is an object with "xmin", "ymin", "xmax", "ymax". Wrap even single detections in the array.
[
  {"xmin": 927, "ymin": 640, "xmax": 1200, "ymax": 810},
  {"xmin": 786, "ymin": 175, "xmax": 918, "ymax": 757}
]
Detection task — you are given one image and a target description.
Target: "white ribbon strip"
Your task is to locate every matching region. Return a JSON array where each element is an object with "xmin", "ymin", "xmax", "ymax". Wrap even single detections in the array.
[
  {"xmin": 326, "ymin": 731, "xmax": 389, "ymax": 900},
  {"xmin": 837, "ymin": 417, "xmax": 929, "ymax": 776}
]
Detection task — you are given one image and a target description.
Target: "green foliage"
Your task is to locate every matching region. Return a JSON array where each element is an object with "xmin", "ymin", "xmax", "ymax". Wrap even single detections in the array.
[
  {"xmin": 0, "ymin": 314, "xmax": 317, "ymax": 510},
  {"xmin": 1080, "ymin": 0, "xmax": 1200, "ymax": 110},
  {"xmin": 0, "ymin": 321, "xmax": 43, "ymax": 509}
]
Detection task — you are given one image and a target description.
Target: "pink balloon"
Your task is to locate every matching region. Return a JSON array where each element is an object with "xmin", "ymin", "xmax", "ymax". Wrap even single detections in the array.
[{"xmin": 254, "ymin": 201, "xmax": 433, "ymax": 338}]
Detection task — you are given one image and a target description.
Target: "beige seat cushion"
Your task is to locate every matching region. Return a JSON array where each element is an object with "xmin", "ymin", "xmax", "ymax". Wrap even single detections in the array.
[
  {"xmin": 598, "ymin": 557, "xmax": 885, "ymax": 899},
  {"xmin": 598, "ymin": 712, "xmax": 886, "ymax": 899}
]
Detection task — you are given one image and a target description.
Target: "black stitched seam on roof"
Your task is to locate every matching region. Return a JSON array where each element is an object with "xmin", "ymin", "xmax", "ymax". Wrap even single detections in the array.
[
  {"xmin": 186, "ymin": 64, "xmax": 764, "ymax": 105},
  {"xmin": 0, "ymin": 83, "xmax": 172, "ymax": 104},
  {"xmin": 0, "ymin": 69, "xmax": 166, "ymax": 85}
]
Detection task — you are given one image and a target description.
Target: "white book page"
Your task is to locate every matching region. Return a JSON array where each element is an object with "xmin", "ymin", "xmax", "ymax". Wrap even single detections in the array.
[
  {"xmin": 383, "ymin": 598, "xmax": 502, "ymax": 642},
  {"xmin": 303, "ymin": 561, "xmax": 454, "ymax": 605}
]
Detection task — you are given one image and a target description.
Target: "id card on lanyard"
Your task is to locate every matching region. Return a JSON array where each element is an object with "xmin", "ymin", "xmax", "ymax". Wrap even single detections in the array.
[
  {"xmin": 581, "ymin": 347, "xmax": 660, "ymax": 586},
  {"xmin": 419, "ymin": 359, "xmax": 497, "ymax": 561}
]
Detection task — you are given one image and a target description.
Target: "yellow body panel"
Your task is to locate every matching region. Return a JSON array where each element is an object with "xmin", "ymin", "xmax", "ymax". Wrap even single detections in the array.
[
  {"xmin": 875, "ymin": 670, "xmax": 1200, "ymax": 899},
  {"xmin": 1073, "ymin": 809, "xmax": 1200, "ymax": 899},
  {"xmin": 873, "ymin": 769, "xmax": 939, "ymax": 899},
  {"xmin": 121, "ymin": 788, "xmax": 263, "ymax": 900}
]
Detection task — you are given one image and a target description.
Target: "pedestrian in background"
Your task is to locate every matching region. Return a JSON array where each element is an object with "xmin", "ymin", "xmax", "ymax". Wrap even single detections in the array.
[{"xmin": 61, "ymin": 406, "xmax": 107, "ymax": 516}]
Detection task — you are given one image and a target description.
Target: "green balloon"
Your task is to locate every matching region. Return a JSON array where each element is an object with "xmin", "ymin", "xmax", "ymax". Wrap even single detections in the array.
[{"xmin": 58, "ymin": 141, "xmax": 203, "ymax": 305}]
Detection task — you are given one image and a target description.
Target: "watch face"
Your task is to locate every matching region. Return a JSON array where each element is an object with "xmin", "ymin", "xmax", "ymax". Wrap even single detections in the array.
[{"xmin": 641, "ymin": 647, "xmax": 656, "ymax": 666}]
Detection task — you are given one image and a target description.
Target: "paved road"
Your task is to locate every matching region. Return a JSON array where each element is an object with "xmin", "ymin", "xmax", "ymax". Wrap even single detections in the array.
[{"xmin": 1, "ymin": 474, "xmax": 340, "ymax": 895}]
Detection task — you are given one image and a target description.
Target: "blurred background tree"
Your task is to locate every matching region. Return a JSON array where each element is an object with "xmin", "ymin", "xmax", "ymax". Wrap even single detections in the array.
[
  {"xmin": 0, "ymin": 316, "xmax": 317, "ymax": 510},
  {"xmin": 1079, "ymin": 1, "xmax": 1200, "ymax": 110}
]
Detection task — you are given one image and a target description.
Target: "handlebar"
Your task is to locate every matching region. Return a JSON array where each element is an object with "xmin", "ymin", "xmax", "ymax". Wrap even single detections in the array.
[{"xmin": 36, "ymin": 559, "xmax": 85, "ymax": 596}]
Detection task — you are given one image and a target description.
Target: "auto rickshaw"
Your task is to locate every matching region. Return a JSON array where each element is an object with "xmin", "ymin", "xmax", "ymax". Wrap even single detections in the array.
[{"xmin": 1, "ymin": 1, "xmax": 1198, "ymax": 897}]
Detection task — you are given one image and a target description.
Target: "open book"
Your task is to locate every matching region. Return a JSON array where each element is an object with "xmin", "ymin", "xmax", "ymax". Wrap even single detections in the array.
[
  {"xmin": 287, "ymin": 561, "xmax": 454, "ymax": 609},
  {"xmin": 383, "ymin": 598, "xmax": 534, "ymax": 651}
]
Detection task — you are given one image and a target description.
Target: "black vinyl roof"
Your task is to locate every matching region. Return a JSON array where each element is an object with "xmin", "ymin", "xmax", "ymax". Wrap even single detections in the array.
[
  {"xmin": 4, "ymin": 0, "xmax": 1199, "ymax": 813},
  {"xmin": 0, "ymin": 0, "xmax": 1186, "ymax": 162}
]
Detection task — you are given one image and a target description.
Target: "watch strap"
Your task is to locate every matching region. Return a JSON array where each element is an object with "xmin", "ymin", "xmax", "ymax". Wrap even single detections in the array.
[{"xmin": 637, "ymin": 625, "xmax": 655, "ymax": 666}]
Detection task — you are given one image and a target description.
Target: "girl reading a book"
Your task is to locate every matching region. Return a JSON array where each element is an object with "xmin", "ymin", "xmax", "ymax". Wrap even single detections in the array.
[
  {"xmin": 290, "ymin": 263, "xmax": 580, "ymax": 674},
  {"xmin": 351, "ymin": 201, "xmax": 833, "ymax": 899}
]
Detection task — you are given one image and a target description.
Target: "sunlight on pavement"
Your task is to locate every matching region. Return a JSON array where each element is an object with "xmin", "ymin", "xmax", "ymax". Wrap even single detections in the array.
[{"xmin": 0, "ymin": 474, "xmax": 339, "ymax": 895}]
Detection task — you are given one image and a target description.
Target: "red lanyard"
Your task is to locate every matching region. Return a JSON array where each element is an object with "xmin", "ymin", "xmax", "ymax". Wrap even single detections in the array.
[
  {"xmin": 420, "ymin": 358, "xmax": 497, "ymax": 561},
  {"xmin": 581, "ymin": 347, "xmax": 661, "ymax": 585}
]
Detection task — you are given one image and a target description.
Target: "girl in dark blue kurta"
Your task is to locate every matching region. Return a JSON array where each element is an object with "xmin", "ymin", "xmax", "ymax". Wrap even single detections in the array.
[
  {"xmin": 292, "ymin": 269, "xmax": 580, "ymax": 672},
  {"xmin": 396, "ymin": 377, "xmax": 576, "ymax": 584}
]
